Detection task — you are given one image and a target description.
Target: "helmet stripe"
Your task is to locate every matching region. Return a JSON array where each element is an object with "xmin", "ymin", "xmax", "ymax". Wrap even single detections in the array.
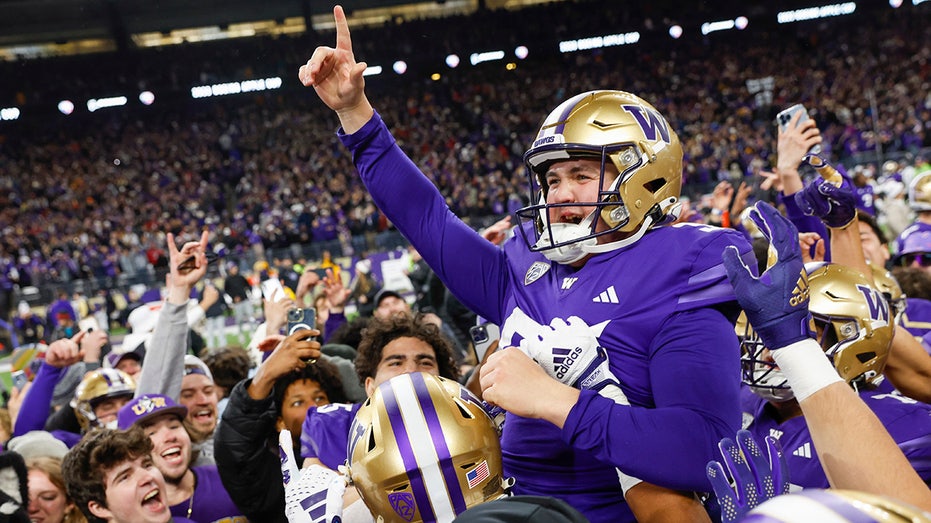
[
  {"xmin": 380, "ymin": 379, "xmax": 436, "ymax": 522},
  {"xmin": 410, "ymin": 372, "xmax": 468, "ymax": 515},
  {"xmin": 382, "ymin": 376, "xmax": 462, "ymax": 522},
  {"xmin": 552, "ymin": 92, "xmax": 589, "ymax": 136}
]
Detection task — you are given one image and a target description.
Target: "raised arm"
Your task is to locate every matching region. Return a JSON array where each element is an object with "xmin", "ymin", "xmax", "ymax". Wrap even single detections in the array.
[
  {"xmin": 723, "ymin": 202, "xmax": 931, "ymax": 511},
  {"xmin": 134, "ymin": 230, "xmax": 209, "ymax": 398}
]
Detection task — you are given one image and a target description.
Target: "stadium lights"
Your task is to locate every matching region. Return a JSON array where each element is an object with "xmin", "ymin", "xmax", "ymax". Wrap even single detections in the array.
[
  {"xmin": 889, "ymin": 0, "xmax": 903, "ymax": 6},
  {"xmin": 190, "ymin": 76, "xmax": 283, "ymax": 99},
  {"xmin": 57, "ymin": 100, "xmax": 75, "ymax": 115},
  {"xmin": 139, "ymin": 91, "xmax": 155, "ymax": 106},
  {"xmin": 87, "ymin": 96, "xmax": 127, "ymax": 113},
  {"xmin": 445, "ymin": 54, "xmax": 460, "ymax": 68},
  {"xmin": 514, "ymin": 46, "xmax": 529, "ymax": 59},
  {"xmin": 558, "ymin": 31, "xmax": 640, "ymax": 53},
  {"xmin": 392, "ymin": 61, "xmax": 407, "ymax": 74},
  {"xmin": 668, "ymin": 25, "xmax": 684, "ymax": 39},
  {"xmin": 362, "ymin": 65, "xmax": 383, "ymax": 77},
  {"xmin": 0, "ymin": 107, "xmax": 20, "ymax": 121},
  {"xmin": 700, "ymin": 17, "xmax": 748, "ymax": 35},
  {"xmin": 470, "ymin": 50, "xmax": 505, "ymax": 66},
  {"xmin": 776, "ymin": 3, "xmax": 856, "ymax": 23},
  {"xmin": 914, "ymin": 0, "xmax": 929, "ymax": 5}
]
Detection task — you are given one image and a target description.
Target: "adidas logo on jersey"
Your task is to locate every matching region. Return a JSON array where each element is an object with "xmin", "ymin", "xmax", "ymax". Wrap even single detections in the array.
[
  {"xmin": 792, "ymin": 442, "xmax": 812, "ymax": 459},
  {"xmin": 552, "ymin": 346, "xmax": 583, "ymax": 380},
  {"xmin": 789, "ymin": 271, "xmax": 810, "ymax": 307},
  {"xmin": 592, "ymin": 286, "xmax": 619, "ymax": 304}
]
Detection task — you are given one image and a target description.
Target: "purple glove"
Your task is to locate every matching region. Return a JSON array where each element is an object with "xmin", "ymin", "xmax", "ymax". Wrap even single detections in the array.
[
  {"xmin": 706, "ymin": 430, "xmax": 789, "ymax": 523},
  {"xmin": 722, "ymin": 202, "xmax": 814, "ymax": 349},
  {"xmin": 793, "ymin": 176, "xmax": 857, "ymax": 228}
]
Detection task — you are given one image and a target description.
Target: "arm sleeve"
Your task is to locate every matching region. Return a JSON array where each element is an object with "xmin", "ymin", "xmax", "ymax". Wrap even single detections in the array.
[
  {"xmin": 340, "ymin": 112, "xmax": 509, "ymax": 324},
  {"xmin": 780, "ymin": 191, "xmax": 832, "ymax": 261},
  {"xmin": 134, "ymin": 302, "xmax": 189, "ymax": 399},
  {"xmin": 214, "ymin": 379, "xmax": 285, "ymax": 523},
  {"xmin": 13, "ymin": 362, "xmax": 65, "ymax": 436},
  {"xmin": 561, "ymin": 307, "xmax": 741, "ymax": 491}
]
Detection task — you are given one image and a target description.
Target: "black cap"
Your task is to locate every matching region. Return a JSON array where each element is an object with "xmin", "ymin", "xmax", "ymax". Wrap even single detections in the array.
[{"xmin": 374, "ymin": 289, "xmax": 403, "ymax": 308}]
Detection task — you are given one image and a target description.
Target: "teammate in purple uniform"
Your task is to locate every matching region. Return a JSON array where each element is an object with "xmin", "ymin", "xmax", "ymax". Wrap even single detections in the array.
[
  {"xmin": 299, "ymin": 314, "xmax": 459, "ymax": 470},
  {"xmin": 740, "ymin": 262, "xmax": 931, "ymax": 490},
  {"xmin": 299, "ymin": 7, "xmax": 754, "ymax": 521}
]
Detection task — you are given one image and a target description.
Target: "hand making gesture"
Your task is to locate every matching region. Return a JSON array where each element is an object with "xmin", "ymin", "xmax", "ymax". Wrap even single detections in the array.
[{"xmin": 298, "ymin": 5, "xmax": 373, "ymax": 133}]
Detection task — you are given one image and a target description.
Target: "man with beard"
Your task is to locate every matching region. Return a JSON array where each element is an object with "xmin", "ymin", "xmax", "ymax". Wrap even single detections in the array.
[
  {"xmin": 117, "ymin": 394, "xmax": 244, "ymax": 523},
  {"xmin": 179, "ymin": 355, "xmax": 220, "ymax": 466}
]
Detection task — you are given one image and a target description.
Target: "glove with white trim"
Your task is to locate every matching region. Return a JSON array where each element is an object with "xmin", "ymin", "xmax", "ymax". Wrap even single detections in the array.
[{"xmin": 279, "ymin": 429, "xmax": 347, "ymax": 523}]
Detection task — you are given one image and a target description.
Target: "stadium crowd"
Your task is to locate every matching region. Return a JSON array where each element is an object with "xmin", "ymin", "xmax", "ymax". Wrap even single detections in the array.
[{"xmin": 0, "ymin": 1, "xmax": 930, "ymax": 522}]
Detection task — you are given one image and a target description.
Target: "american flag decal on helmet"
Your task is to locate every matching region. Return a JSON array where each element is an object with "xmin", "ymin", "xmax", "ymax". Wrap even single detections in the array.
[{"xmin": 466, "ymin": 460, "xmax": 490, "ymax": 489}]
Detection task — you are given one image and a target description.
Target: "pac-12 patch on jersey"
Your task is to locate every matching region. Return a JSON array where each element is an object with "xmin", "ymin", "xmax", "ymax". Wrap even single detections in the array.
[{"xmin": 524, "ymin": 261, "xmax": 550, "ymax": 286}]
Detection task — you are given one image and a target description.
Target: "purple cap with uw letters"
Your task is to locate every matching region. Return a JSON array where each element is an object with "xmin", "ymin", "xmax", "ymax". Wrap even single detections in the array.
[{"xmin": 117, "ymin": 394, "xmax": 187, "ymax": 430}]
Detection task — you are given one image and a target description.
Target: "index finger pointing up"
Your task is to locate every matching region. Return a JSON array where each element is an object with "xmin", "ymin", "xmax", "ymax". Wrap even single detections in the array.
[{"xmin": 334, "ymin": 5, "xmax": 353, "ymax": 54}]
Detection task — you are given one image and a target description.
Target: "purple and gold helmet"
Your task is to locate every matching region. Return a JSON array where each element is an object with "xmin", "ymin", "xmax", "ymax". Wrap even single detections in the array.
[
  {"xmin": 517, "ymin": 90, "xmax": 682, "ymax": 264},
  {"xmin": 869, "ymin": 262, "xmax": 906, "ymax": 326},
  {"xmin": 71, "ymin": 368, "xmax": 136, "ymax": 431},
  {"xmin": 744, "ymin": 489, "xmax": 931, "ymax": 522},
  {"xmin": 740, "ymin": 263, "xmax": 893, "ymax": 401},
  {"xmin": 347, "ymin": 372, "xmax": 506, "ymax": 523}
]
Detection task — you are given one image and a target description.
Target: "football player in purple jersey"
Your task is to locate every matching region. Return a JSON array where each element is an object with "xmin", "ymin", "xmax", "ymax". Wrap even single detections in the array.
[
  {"xmin": 738, "ymin": 262, "xmax": 931, "ymax": 490},
  {"xmin": 721, "ymin": 201, "xmax": 931, "ymax": 514},
  {"xmin": 299, "ymin": 6, "xmax": 755, "ymax": 521}
]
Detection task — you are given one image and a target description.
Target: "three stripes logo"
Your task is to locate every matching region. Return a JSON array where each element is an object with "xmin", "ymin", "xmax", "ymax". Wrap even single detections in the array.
[
  {"xmin": 553, "ymin": 346, "xmax": 583, "ymax": 380},
  {"xmin": 789, "ymin": 271, "xmax": 810, "ymax": 307},
  {"xmin": 592, "ymin": 285, "xmax": 619, "ymax": 304},
  {"xmin": 792, "ymin": 442, "xmax": 812, "ymax": 459}
]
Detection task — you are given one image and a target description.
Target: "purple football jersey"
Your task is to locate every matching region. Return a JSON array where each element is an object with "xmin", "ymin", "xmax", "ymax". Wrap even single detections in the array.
[
  {"xmin": 341, "ymin": 111, "xmax": 753, "ymax": 522},
  {"xmin": 742, "ymin": 386, "xmax": 931, "ymax": 489},
  {"xmin": 300, "ymin": 402, "xmax": 361, "ymax": 469}
]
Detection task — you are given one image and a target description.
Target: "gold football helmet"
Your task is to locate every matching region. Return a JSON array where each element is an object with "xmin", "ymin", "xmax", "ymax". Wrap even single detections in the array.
[
  {"xmin": 347, "ymin": 372, "xmax": 506, "ymax": 523},
  {"xmin": 741, "ymin": 263, "xmax": 893, "ymax": 401},
  {"xmin": 747, "ymin": 489, "xmax": 931, "ymax": 522},
  {"xmin": 807, "ymin": 263, "xmax": 893, "ymax": 388},
  {"xmin": 869, "ymin": 262, "xmax": 906, "ymax": 326},
  {"xmin": 908, "ymin": 170, "xmax": 931, "ymax": 212},
  {"xmin": 72, "ymin": 368, "xmax": 136, "ymax": 431},
  {"xmin": 517, "ymin": 90, "xmax": 683, "ymax": 263}
]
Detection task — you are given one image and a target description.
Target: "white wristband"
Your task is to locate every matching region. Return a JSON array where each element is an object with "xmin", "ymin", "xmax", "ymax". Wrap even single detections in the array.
[{"xmin": 770, "ymin": 338, "xmax": 843, "ymax": 402}]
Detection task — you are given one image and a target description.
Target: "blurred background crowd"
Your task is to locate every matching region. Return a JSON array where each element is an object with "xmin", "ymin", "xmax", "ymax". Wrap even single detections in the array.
[{"xmin": 0, "ymin": 0, "xmax": 929, "ymax": 347}]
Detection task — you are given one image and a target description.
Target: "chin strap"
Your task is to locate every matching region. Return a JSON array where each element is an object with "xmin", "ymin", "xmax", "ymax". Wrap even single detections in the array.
[{"xmin": 582, "ymin": 197, "xmax": 679, "ymax": 255}]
